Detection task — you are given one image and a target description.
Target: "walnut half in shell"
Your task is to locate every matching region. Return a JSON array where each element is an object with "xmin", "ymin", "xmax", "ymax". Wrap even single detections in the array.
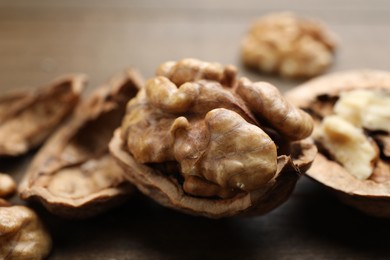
[
  {"xmin": 286, "ymin": 70, "xmax": 390, "ymax": 217},
  {"xmin": 110, "ymin": 58, "xmax": 317, "ymax": 218},
  {"xmin": 19, "ymin": 69, "xmax": 143, "ymax": 218}
]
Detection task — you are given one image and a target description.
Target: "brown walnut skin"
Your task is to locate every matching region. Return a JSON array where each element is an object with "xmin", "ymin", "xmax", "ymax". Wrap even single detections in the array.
[
  {"xmin": 0, "ymin": 204, "xmax": 52, "ymax": 260},
  {"xmin": 111, "ymin": 58, "xmax": 316, "ymax": 218},
  {"xmin": 286, "ymin": 70, "xmax": 390, "ymax": 217},
  {"xmin": 0, "ymin": 75, "xmax": 86, "ymax": 156},
  {"xmin": 19, "ymin": 69, "xmax": 143, "ymax": 218}
]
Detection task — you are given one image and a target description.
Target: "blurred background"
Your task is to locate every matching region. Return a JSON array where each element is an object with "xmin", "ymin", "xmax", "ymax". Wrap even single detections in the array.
[
  {"xmin": 1, "ymin": 0, "xmax": 390, "ymax": 92},
  {"xmin": 1, "ymin": 1, "xmax": 390, "ymax": 259}
]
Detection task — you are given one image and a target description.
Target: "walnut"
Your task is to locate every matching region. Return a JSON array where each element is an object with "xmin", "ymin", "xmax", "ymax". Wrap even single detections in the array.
[
  {"xmin": 19, "ymin": 69, "xmax": 143, "ymax": 218},
  {"xmin": 0, "ymin": 173, "xmax": 16, "ymax": 198},
  {"xmin": 110, "ymin": 58, "xmax": 316, "ymax": 218},
  {"xmin": 0, "ymin": 75, "xmax": 86, "ymax": 156},
  {"xmin": 286, "ymin": 70, "xmax": 390, "ymax": 217},
  {"xmin": 241, "ymin": 12, "xmax": 337, "ymax": 78},
  {"xmin": 0, "ymin": 204, "xmax": 52, "ymax": 259},
  {"xmin": 314, "ymin": 115, "xmax": 378, "ymax": 180}
]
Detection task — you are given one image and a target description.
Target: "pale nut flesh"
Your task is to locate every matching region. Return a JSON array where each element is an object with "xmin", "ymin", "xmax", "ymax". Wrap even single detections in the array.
[
  {"xmin": 241, "ymin": 12, "xmax": 337, "ymax": 78},
  {"xmin": 285, "ymin": 70, "xmax": 390, "ymax": 217},
  {"xmin": 0, "ymin": 173, "xmax": 16, "ymax": 198},
  {"xmin": 0, "ymin": 205, "xmax": 52, "ymax": 260},
  {"xmin": 113, "ymin": 58, "xmax": 316, "ymax": 217}
]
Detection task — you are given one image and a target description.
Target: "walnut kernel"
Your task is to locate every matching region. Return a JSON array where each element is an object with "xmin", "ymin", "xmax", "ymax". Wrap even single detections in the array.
[
  {"xmin": 112, "ymin": 58, "xmax": 316, "ymax": 217},
  {"xmin": 0, "ymin": 173, "xmax": 16, "ymax": 198},
  {"xmin": 314, "ymin": 115, "xmax": 378, "ymax": 180},
  {"xmin": 241, "ymin": 12, "xmax": 337, "ymax": 78},
  {"xmin": 0, "ymin": 205, "xmax": 52, "ymax": 259}
]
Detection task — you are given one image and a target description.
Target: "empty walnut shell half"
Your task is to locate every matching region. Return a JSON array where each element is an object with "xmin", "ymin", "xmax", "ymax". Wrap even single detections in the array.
[
  {"xmin": 110, "ymin": 58, "xmax": 317, "ymax": 218},
  {"xmin": 19, "ymin": 69, "xmax": 143, "ymax": 218},
  {"xmin": 0, "ymin": 75, "xmax": 86, "ymax": 156},
  {"xmin": 286, "ymin": 70, "xmax": 390, "ymax": 217}
]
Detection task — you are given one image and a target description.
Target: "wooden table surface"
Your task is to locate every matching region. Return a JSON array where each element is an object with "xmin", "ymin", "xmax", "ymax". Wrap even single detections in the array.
[{"xmin": 1, "ymin": 0, "xmax": 390, "ymax": 259}]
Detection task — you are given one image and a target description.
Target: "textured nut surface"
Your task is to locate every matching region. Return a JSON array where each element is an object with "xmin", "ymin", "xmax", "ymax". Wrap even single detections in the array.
[
  {"xmin": 286, "ymin": 70, "xmax": 390, "ymax": 217},
  {"xmin": 314, "ymin": 115, "xmax": 378, "ymax": 180},
  {"xmin": 0, "ymin": 75, "xmax": 86, "ymax": 156},
  {"xmin": 241, "ymin": 12, "xmax": 337, "ymax": 78},
  {"xmin": 114, "ymin": 58, "xmax": 316, "ymax": 217},
  {"xmin": 334, "ymin": 89, "xmax": 390, "ymax": 132},
  {"xmin": 0, "ymin": 205, "xmax": 52, "ymax": 260},
  {"xmin": 19, "ymin": 69, "xmax": 143, "ymax": 218}
]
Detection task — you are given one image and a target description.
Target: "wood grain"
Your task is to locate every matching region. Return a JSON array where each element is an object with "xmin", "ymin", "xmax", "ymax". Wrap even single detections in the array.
[{"xmin": 1, "ymin": 1, "xmax": 390, "ymax": 259}]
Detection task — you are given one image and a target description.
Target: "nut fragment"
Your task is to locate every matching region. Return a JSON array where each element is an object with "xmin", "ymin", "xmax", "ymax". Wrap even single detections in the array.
[
  {"xmin": 236, "ymin": 77, "xmax": 313, "ymax": 141},
  {"xmin": 111, "ymin": 58, "xmax": 316, "ymax": 218},
  {"xmin": 286, "ymin": 70, "xmax": 390, "ymax": 217},
  {"xmin": 241, "ymin": 12, "xmax": 337, "ymax": 78},
  {"xmin": 0, "ymin": 204, "xmax": 52, "ymax": 259},
  {"xmin": 0, "ymin": 75, "xmax": 86, "ymax": 156},
  {"xmin": 334, "ymin": 89, "xmax": 390, "ymax": 132},
  {"xmin": 0, "ymin": 173, "xmax": 16, "ymax": 198},
  {"xmin": 19, "ymin": 69, "xmax": 143, "ymax": 218},
  {"xmin": 314, "ymin": 115, "xmax": 378, "ymax": 180}
]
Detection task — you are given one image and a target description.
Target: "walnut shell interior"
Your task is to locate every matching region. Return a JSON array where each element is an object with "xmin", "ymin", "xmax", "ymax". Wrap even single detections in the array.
[
  {"xmin": 286, "ymin": 70, "xmax": 390, "ymax": 217},
  {"xmin": 0, "ymin": 75, "xmax": 86, "ymax": 156},
  {"xmin": 110, "ymin": 58, "xmax": 317, "ymax": 218},
  {"xmin": 19, "ymin": 69, "xmax": 143, "ymax": 218}
]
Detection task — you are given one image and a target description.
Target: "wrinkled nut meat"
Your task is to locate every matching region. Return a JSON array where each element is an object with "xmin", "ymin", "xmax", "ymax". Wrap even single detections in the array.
[
  {"xmin": 286, "ymin": 70, "xmax": 390, "ymax": 217},
  {"xmin": 0, "ymin": 204, "xmax": 52, "ymax": 259},
  {"xmin": 0, "ymin": 173, "xmax": 16, "ymax": 198},
  {"xmin": 241, "ymin": 12, "xmax": 337, "ymax": 78},
  {"xmin": 110, "ymin": 58, "xmax": 317, "ymax": 218},
  {"xmin": 19, "ymin": 69, "xmax": 143, "ymax": 218},
  {"xmin": 0, "ymin": 75, "xmax": 86, "ymax": 156}
]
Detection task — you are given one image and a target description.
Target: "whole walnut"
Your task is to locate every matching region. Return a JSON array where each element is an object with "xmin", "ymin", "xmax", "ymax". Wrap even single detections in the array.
[
  {"xmin": 241, "ymin": 12, "xmax": 337, "ymax": 78},
  {"xmin": 110, "ymin": 58, "xmax": 316, "ymax": 218}
]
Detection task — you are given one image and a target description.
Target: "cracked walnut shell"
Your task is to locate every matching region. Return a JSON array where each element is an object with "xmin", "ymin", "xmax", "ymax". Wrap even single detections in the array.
[
  {"xmin": 286, "ymin": 70, "xmax": 390, "ymax": 217},
  {"xmin": 241, "ymin": 12, "xmax": 337, "ymax": 78},
  {"xmin": 0, "ymin": 75, "xmax": 86, "ymax": 156},
  {"xmin": 0, "ymin": 204, "xmax": 52, "ymax": 260},
  {"xmin": 110, "ymin": 58, "xmax": 317, "ymax": 218},
  {"xmin": 19, "ymin": 69, "xmax": 143, "ymax": 218}
]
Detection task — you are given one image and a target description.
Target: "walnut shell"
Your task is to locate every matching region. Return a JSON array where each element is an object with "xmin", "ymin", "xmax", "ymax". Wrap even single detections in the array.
[
  {"xmin": 286, "ymin": 70, "xmax": 390, "ymax": 217},
  {"xmin": 0, "ymin": 75, "xmax": 86, "ymax": 156},
  {"xmin": 19, "ymin": 69, "xmax": 143, "ymax": 218},
  {"xmin": 110, "ymin": 58, "xmax": 317, "ymax": 218}
]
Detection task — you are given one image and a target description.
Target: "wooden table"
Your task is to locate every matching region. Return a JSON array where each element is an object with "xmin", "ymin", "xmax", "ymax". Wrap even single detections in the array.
[{"xmin": 1, "ymin": 1, "xmax": 390, "ymax": 259}]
